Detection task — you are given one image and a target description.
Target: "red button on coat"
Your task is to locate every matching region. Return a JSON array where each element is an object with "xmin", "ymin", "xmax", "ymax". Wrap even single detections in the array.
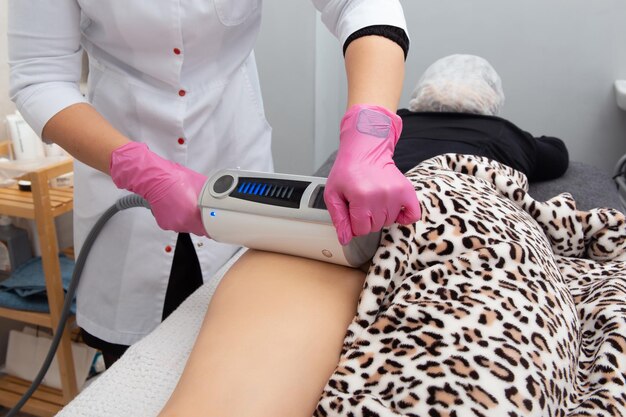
[
  {"xmin": 173, "ymin": 48, "xmax": 181, "ymax": 55},
  {"xmin": 178, "ymin": 90, "xmax": 186, "ymax": 97},
  {"xmin": 178, "ymin": 137, "xmax": 185, "ymax": 145},
  {"xmin": 165, "ymin": 245, "xmax": 172, "ymax": 253}
]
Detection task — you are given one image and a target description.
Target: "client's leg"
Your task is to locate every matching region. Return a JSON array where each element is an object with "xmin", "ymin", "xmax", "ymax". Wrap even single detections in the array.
[{"xmin": 158, "ymin": 250, "xmax": 366, "ymax": 417}]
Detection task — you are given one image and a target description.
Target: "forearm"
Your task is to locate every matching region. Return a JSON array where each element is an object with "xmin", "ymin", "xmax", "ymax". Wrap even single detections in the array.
[
  {"xmin": 44, "ymin": 103, "xmax": 207, "ymax": 234},
  {"xmin": 344, "ymin": 35, "xmax": 405, "ymax": 111},
  {"xmin": 41, "ymin": 103, "xmax": 130, "ymax": 174}
]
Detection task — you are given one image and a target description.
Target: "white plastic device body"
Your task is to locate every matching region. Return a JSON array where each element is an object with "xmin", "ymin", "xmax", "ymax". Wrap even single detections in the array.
[{"xmin": 199, "ymin": 169, "xmax": 382, "ymax": 268}]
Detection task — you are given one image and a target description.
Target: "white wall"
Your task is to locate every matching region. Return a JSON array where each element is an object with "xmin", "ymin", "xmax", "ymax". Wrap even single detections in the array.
[
  {"xmin": 313, "ymin": 20, "xmax": 346, "ymax": 171},
  {"xmin": 402, "ymin": 0, "xmax": 626, "ymax": 172},
  {"xmin": 255, "ymin": 0, "xmax": 318, "ymax": 174}
]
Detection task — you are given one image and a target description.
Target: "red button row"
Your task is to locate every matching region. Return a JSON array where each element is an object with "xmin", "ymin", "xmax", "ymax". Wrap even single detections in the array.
[
  {"xmin": 173, "ymin": 48, "xmax": 186, "ymax": 147},
  {"xmin": 174, "ymin": 48, "xmax": 185, "ymax": 97}
]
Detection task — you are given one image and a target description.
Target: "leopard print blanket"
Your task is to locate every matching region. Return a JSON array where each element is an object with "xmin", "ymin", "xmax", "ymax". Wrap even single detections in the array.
[{"xmin": 315, "ymin": 154, "xmax": 626, "ymax": 417}]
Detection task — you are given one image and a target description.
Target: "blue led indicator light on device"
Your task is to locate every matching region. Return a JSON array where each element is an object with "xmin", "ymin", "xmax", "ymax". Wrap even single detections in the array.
[
  {"xmin": 237, "ymin": 183, "xmax": 245, "ymax": 193},
  {"xmin": 259, "ymin": 184, "xmax": 267, "ymax": 195},
  {"xmin": 243, "ymin": 183, "xmax": 252, "ymax": 193},
  {"xmin": 252, "ymin": 183, "xmax": 261, "ymax": 195},
  {"xmin": 210, "ymin": 211, "xmax": 216, "ymax": 217}
]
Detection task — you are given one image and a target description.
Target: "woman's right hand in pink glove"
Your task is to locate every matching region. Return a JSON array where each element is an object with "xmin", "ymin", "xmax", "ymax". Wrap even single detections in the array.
[{"xmin": 109, "ymin": 142, "xmax": 208, "ymax": 236}]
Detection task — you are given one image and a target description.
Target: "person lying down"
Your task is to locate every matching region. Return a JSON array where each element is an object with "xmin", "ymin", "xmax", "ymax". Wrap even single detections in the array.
[
  {"xmin": 57, "ymin": 56, "xmax": 625, "ymax": 417},
  {"xmin": 150, "ymin": 152, "xmax": 626, "ymax": 417},
  {"xmin": 59, "ymin": 151, "xmax": 625, "ymax": 417},
  {"xmin": 157, "ymin": 56, "xmax": 624, "ymax": 417}
]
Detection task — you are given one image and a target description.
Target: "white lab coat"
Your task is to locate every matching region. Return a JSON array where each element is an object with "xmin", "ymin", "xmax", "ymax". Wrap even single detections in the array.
[{"xmin": 8, "ymin": 0, "xmax": 408, "ymax": 345}]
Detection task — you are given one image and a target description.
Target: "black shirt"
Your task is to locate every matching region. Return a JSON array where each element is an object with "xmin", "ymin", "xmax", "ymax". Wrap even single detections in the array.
[{"xmin": 393, "ymin": 110, "xmax": 569, "ymax": 182}]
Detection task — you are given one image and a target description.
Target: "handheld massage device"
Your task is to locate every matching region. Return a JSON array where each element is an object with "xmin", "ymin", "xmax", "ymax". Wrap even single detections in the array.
[{"xmin": 199, "ymin": 170, "xmax": 382, "ymax": 267}]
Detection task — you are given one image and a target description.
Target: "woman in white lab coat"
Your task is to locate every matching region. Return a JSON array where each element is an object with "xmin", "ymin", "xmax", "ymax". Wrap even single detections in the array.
[{"xmin": 8, "ymin": 0, "xmax": 420, "ymax": 367}]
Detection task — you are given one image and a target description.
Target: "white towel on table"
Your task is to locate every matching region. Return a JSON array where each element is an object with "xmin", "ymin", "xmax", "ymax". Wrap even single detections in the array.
[{"xmin": 56, "ymin": 249, "xmax": 245, "ymax": 417}]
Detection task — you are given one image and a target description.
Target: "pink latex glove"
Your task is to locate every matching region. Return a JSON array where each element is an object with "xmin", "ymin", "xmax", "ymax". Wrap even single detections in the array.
[
  {"xmin": 110, "ymin": 142, "xmax": 207, "ymax": 236},
  {"xmin": 324, "ymin": 104, "xmax": 421, "ymax": 245}
]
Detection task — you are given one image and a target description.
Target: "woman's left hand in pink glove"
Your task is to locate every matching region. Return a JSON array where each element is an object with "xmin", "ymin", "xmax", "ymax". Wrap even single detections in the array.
[{"xmin": 324, "ymin": 104, "xmax": 421, "ymax": 245}]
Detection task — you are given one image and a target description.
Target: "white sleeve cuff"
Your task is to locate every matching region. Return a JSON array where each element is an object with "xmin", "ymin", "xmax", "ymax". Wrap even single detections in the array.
[{"xmin": 14, "ymin": 82, "xmax": 89, "ymax": 139}]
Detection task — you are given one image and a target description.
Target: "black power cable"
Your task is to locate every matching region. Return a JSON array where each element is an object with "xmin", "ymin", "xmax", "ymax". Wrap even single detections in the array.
[{"xmin": 4, "ymin": 195, "xmax": 149, "ymax": 417}]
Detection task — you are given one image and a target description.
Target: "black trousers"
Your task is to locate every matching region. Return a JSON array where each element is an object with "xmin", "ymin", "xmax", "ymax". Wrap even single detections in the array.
[{"xmin": 81, "ymin": 233, "xmax": 203, "ymax": 368}]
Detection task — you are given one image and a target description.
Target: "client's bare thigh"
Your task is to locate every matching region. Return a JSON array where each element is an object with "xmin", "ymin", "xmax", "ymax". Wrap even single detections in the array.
[{"xmin": 159, "ymin": 250, "xmax": 366, "ymax": 417}]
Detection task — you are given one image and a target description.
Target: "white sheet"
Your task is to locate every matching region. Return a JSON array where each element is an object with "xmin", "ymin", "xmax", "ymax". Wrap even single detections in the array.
[{"xmin": 56, "ymin": 249, "xmax": 246, "ymax": 417}]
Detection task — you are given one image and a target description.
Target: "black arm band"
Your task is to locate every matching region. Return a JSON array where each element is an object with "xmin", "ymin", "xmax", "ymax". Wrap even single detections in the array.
[{"xmin": 342, "ymin": 25, "xmax": 409, "ymax": 60}]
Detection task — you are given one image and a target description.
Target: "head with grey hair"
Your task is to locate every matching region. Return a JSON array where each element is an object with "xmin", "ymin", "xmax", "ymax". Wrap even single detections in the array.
[{"xmin": 408, "ymin": 54, "xmax": 505, "ymax": 116}]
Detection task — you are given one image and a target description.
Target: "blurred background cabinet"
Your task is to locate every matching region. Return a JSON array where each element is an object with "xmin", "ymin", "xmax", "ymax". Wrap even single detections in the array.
[{"xmin": 0, "ymin": 141, "xmax": 77, "ymax": 416}]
